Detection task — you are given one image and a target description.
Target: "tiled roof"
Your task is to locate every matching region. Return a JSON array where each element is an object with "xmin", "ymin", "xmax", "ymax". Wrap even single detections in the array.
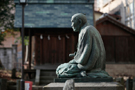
[
  {"xmin": 14, "ymin": 4, "xmax": 94, "ymax": 28},
  {"xmin": 96, "ymin": 14, "xmax": 135, "ymax": 35},
  {"xmin": 14, "ymin": 0, "xmax": 94, "ymax": 4}
]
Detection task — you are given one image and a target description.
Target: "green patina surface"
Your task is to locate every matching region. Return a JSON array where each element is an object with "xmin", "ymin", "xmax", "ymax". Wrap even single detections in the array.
[{"xmin": 56, "ymin": 13, "xmax": 112, "ymax": 79}]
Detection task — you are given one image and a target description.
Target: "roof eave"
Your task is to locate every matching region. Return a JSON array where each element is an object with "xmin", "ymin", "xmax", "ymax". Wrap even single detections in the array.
[{"xmin": 96, "ymin": 15, "xmax": 135, "ymax": 35}]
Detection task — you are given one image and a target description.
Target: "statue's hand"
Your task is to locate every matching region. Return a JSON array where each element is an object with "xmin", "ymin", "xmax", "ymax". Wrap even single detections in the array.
[{"xmin": 69, "ymin": 52, "xmax": 76, "ymax": 57}]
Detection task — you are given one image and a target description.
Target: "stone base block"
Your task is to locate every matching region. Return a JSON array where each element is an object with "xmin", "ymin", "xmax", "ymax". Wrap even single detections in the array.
[{"xmin": 43, "ymin": 82, "xmax": 124, "ymax": 90}]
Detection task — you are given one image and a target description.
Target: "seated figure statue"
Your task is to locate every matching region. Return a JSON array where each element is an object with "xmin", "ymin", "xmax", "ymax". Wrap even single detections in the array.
[{"xmin": 56, "ymin": 13, "xmax": 111, "ymax": 78}]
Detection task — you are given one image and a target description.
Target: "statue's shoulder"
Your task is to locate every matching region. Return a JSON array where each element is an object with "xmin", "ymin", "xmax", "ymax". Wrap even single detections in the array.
[
  {"xmin": 86, "ymin": 25, "xmax": 95, "ymax": 29},
  {"xmin": 84, "ymin": 25, "xmax": 99, "ymax": 36},
  {"xmin": 86, "ymin": 25, "xmax": 98, "ymax": 32},
  {"xmin": 85, "ymin": 25, "xmax": 95, "ymax": 32}
]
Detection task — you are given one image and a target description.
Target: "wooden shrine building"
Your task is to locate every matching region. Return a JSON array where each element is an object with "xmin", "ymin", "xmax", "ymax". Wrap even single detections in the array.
[
  {"xmin": 14, "ymin": 0, "xmax": 94, "ymax": 69},
  {"xmin": 96, "ymin": 14, "xmax": 135, "ymax": 63}
]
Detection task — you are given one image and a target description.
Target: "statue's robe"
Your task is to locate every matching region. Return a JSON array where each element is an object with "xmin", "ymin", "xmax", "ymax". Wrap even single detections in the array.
[{"xmin": 56, "ymin": 24, "xmax": 110, "ymax": 78}]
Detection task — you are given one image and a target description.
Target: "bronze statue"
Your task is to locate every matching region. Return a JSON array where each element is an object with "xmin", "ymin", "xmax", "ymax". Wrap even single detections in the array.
[{"xmin": 56, "ymin": 13, "xmax": 110, "ymax": 78}]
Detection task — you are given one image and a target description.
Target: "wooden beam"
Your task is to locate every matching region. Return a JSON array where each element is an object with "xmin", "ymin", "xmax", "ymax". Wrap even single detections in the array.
[{"xmin": 28, "ymin": 30, "xmax": 32, "ymax": 69}]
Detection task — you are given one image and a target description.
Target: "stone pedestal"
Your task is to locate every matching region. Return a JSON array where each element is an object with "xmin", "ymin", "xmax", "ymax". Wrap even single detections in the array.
[{"xmin": 43, "ymin": 82, "xmax": 124, "ymax": 90}]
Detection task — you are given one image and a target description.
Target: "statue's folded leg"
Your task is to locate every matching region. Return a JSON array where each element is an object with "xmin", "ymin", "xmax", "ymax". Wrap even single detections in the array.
[{"xmin": 56, "ymin": 63, "xmax": 80, "ymax": 78}]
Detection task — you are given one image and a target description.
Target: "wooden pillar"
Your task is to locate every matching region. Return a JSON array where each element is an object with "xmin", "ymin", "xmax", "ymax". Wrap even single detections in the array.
[
  {"xmin": 133, "ymin": 78, "xmax": 135, "ymax": 90},
  {"xmin": 40, "ymin": 36, "xmax": 43, "ymax": 64},
  {"xmin": 28, "ymin": 30, "xmax": 32, "ymax": 69},
  {"xmin": 126, "ymin": 77, "xmax": 133, "ymax": 90}
]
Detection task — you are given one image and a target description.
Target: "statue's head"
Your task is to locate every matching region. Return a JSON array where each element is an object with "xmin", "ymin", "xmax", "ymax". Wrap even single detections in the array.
[{"xmin": 71, "ymin": 13, "xmax": 87, "ymax": 32}]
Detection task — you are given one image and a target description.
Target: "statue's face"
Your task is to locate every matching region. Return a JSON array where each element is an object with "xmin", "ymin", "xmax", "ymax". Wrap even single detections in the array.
[{"xmin": 71, "ymin": 17, "xmax": 81, "ymax": 32}]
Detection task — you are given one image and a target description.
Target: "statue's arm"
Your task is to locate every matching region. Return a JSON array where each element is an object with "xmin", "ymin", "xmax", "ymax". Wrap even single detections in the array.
[
  {"xmin": 75, "ymin": 29, "xmax": 92, "ymax": 65},
  {"xmin": 69, "ymin": 59, "xmax": 77, "ymax": 64},
  {"xmin": 78, "ymin": 26, "xmax": 100, "ymax": 70}
]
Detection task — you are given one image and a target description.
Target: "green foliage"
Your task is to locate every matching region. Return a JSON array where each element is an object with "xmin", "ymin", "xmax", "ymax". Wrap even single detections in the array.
[
  {"xmin": 15, "ymin": 36, "xmax": 29, "ymax": 46},
  {"xmin": 0, "ymin": 0, "xmax": 15, "ymax": 30},
  {"xmin": 0, "ymin": 0, "xmax": 17, "ymax": 44},
  {"xmin": 24, "ymin": 36, "xmax": 29, "ymax": 45}
]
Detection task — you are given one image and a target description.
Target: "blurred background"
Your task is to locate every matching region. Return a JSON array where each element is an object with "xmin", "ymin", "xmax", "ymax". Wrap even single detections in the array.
[{"xmin": 0, "ymin": 0, "xmax": 135, "ymax": 89}]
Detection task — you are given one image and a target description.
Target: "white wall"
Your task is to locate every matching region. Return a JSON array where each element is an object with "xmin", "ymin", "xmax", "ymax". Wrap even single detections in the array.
[
  {"xmin": 0, "ymin": 45, "xmax": 17, "ymax": 70},
  {"xmin": 99, "ymin": 0, "xmax": 134, "ymax": 25}
]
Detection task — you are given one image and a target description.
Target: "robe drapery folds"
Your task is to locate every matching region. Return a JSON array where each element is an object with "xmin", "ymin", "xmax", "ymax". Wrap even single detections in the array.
[{"xmin": 56, "ymin": 24, "xmax": 110, "ymax": 78}]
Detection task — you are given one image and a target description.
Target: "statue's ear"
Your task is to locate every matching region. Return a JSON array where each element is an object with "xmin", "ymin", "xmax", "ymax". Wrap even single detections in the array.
[{"xmin": 78, "ymin": 19, "xmax": 82, "ymax": 25}]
